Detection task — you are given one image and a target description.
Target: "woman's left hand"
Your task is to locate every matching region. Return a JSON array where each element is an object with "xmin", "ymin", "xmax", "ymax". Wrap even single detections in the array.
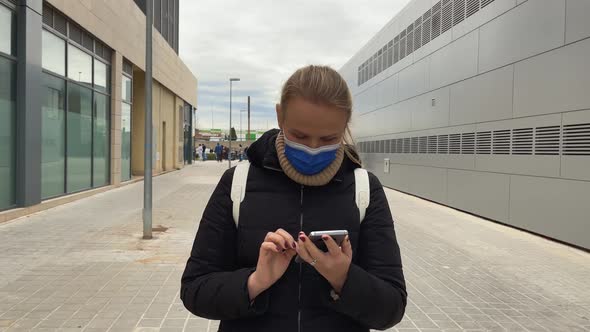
[{"xmin": 296, "ymin": 232, "xmax": 352, "ymax": 294}]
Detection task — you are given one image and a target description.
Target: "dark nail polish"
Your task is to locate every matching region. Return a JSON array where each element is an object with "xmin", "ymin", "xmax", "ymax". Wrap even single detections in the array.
[
  {"xmin": 276, "ymin": 246, "xmax": 281, "ymax": 251},
  {"xmin": 322, "ymin": 235, "xmax": 329, "ymax": 241},
  {"xmin": 299, "ymin": 236, "xmax": 306, "ymax": 242},
  {"xmin": 292, "ymin": 242, "xmax": 297, "ymax": 249}
]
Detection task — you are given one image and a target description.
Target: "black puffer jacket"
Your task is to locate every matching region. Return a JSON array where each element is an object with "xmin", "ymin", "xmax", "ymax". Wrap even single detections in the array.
[{"xmin": 181, "ymin": 129, "xmax": 407, "ymax": 332}]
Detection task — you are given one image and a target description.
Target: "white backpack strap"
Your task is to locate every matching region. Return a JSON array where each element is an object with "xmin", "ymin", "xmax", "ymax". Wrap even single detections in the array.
[
  {"xmin": 354, "ymin": 168, "xmax": 370, "ymax": 223},
  {"xmin": 231, "ymin": 163, "xmax": 250, "ymax": 227}
]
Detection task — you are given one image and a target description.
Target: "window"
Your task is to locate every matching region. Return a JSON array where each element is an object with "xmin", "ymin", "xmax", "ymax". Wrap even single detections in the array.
[
  {"xmin": 0, "ymin": 56, "xmax": 16, "ymax": 209},
  {"xmin": 41, "ymin": 73, "xmax": 66, "ymax": 198},
  {"xmin": 94, "ymin": 59, "xmax": 109, "ymax": 92},
  {"xmin": 93, "ymin": 93, "xmax": 110, "ymax": 187},
  {"xmin": 66, "ymin": 83, "xmax": 93, "ymax": 192},
  {"xmin": 122, "ymin": 75, "xmax": 132, "ymax": 103},
  {"xmin": 0, "ymin": 4, "xmax": 15, "ymax": 56},
  {"xmin": 42, "ymin": 30, "xmax": 66, "ymax": 76},
  {"xmin": 121, "ymin": 103, "xmax": 132, "ymax": 182},
  {"xmin": 67, "ymin": 44, "xmax": 92, "ymax": 86}
]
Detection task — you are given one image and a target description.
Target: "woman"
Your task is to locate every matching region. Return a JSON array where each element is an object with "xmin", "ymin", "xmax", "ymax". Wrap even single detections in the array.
[{"xmin": 181, "ymin": 65, "xmax": 406, "ymax": 331}]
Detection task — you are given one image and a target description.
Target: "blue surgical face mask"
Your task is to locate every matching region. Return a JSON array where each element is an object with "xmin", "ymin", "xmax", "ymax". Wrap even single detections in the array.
[{"xmin": 283, "ymin": 133, "xmax": 340, "ymax": 175}]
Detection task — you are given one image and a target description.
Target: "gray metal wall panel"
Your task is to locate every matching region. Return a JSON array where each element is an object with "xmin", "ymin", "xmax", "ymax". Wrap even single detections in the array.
[
  {"xmin": 398, "ymin": 57, "xmax": 429, "ymax": 100},
  {"xmin": 451, "ymin": 0, "xmax": 516, "ymax": 41},
  {"xmin": 429, "ymin": 30, "xmax": 479, "ymax": 90},
  {"xmin": 478, "ymin": 0, "xmax": 565, "ymax": 73},
  {"xmin": 411, "ymin": 87, "xmax": 450, "ymax": 131},
  {"xmin": 565, "ymin": 0, "xmax": 590, "ymax": 44},
  {"xmin": 509, "ymin": 175, "xmax": 590, "ymax": 249},
  {"xmin": 513, "ymin": 38, "xmax": 590, "ymax": 118},
  {"xmin": 450, "ymin": 65, "xmax": 514, "ymax": 125},
  {"xmin": 447, "ymin": 169, "xmax": 510, "ymax": 222},
  {"xmin": 408, "ymin": 165, "xmax": 448, "ymax": 204}
]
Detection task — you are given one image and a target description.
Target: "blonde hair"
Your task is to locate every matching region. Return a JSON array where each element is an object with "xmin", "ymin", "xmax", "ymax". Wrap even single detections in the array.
[{"xmin": 280, "ymin": 65, "xmax": 362, "ymax": 166}]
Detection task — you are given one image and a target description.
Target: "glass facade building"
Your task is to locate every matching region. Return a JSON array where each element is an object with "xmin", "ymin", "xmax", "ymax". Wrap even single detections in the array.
[{"xmin": 0, "ymin": 0, "xmax": 196, "ymax": 216}]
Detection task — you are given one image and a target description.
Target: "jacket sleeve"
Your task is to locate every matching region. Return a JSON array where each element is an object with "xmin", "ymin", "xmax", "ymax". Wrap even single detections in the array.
[
  {"xmin": 329, "ymin": 172, "xmax": 407, "ymax": 330},
  {"xmin": 180, "ymin": 167, "xmax": 270, "ymax": 320}
]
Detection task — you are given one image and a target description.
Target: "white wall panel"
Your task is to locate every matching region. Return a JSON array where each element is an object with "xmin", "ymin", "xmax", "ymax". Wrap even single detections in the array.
[
  {"xmin": 478, "ymin": 0, "xmax": 565, "ymax": 73},
  {"xmin": 413, "ymin": 25, "xmax": 453, "ymax": 64},
  {"xmin": 355, "ymin": 105, "xmax": 412, "ymax": 138},
  {"xmin": 450, "ymin": 65, "xmax": 514, "ymax": 125},
  {"xmin": 510, "ymin": 175, "xmax": 590, "ymax": 249},
  {"xmin": 398, "ymin": 57, "xmax": 429, "ymax": 101},
  {"xmin": 412, "ymin": 87, "xmax": 450, "ymax": 130},
  {"xmin": 451, "ymin": 0, "xmax": 516, "ymax": 41},
  {"xmin": 514, "ymin": 38, "xmax": 590, "ymax": 118},
  {"xmin": 566, "ymin": 0, "xmax": 590, "ymax": 44},
  {"xmin": 448, "ymin": 169, "xmax": 510, "ymax": 222},
  {"xmin": 429, "ymin": 30, "xmax": 479, "ymax": 90}
]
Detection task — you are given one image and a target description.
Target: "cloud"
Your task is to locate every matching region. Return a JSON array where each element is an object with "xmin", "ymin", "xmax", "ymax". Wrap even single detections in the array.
[{"xmin": 179, "ymin": 0, "xmax": 411, "ymax": 131}]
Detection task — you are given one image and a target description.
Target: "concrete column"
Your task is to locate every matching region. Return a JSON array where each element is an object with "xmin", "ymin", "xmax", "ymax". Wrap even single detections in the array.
[
  {"xmin": 110, "ymin": 51, "xmax": 123, "ymax": 186},
  {"xmin": 15, "ymin": 0, "xmax": 42, "ymax": 207}
]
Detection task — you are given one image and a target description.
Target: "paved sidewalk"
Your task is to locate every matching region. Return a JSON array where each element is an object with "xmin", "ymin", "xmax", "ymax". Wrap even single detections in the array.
[{"xmin": 0, "ymin": 161, "xmax": 588, "ymax": 332}]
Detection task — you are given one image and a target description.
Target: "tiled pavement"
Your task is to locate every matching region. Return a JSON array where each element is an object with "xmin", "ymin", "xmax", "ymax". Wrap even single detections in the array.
[{"xmin": 0, "ymin": 161, "xmax": 588, "ymax": 332}]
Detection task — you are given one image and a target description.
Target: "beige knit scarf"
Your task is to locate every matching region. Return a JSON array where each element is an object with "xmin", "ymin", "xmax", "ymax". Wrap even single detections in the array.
[{"xmin": 275, "ymin": 131, "xmax": 344, "ymax": 186}]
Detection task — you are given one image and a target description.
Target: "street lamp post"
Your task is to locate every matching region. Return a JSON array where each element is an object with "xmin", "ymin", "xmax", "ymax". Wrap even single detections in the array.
[
  {"xmin": 229, "ymin": 78, "xmax": 240, "ymax": 168},
  {"xmin": 240, "ymin": 109, "xmax": 246, "ymax": 141},
  {"xmin": 143, "ymin": 0, "xmax": 153, "ymax": 240}
]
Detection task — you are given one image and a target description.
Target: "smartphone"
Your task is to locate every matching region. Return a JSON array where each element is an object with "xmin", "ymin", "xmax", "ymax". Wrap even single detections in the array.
[
  {"xmin": 308, "ymin": 230, "xmax": 348, "ymax": 253},
  {"xmin": 295, "ymin": 230, "xmax": 348, "ymax": 263}
]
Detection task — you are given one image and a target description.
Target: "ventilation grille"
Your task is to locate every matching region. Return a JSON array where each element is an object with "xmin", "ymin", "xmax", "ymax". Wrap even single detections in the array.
[
  {"xmin": 431, "ymin": 10, "xmax": 441, "ymax": 39},
  {"xmin": 512, "ymin": 128, "xmax": 533, "ymax": 155},
  {"xmin": 82, "ymin": 31, "xmax": 94, "ymax": 51},
  {"xmin": 535, "ymin": 126, "xmax": 560, "ymax": 155},
  {"xmin": 411, "ymin": 137, "xmax": 419, "ymax": 153},
  {"xmin": 123, "ymin": 60, "xmax": 133, "ymax": 76},
  {"xmin": 438, "ymin": 135, "xmax": 449, "ymax": 154},
  {"xmin": 466, "ymin": 0, "xmax": 480, "ymax": 18},
  {"xmin": 419, "ymin": 136, "xmax": 428, "ymax": 154},
  {"xmin": 450, "ymin": 134, "xmax": 461, "ymax": 154},
  {"xmin": 481, "ymin": 0, "xmax": 494, "ymax": 8},
  {"xmin": 357, "ymin": 0, "xmax": 498, "ymax": 86},
  {"xmin": 476, "ymin": 131, "xmax": 491, "ymax": 154},
  {"xmin": 414, "ymin": 17, "xmax": 422, "ymax": 51},
  {"xmin": 563, "ymin": 123, "xmax": 590, "ymax": 156},
  {"xmin": 493, "ymin": 130, "xmax": 511, "ymax": 155},
  {"xmin": 442, "ymin": 1, "xmax": 453, "ymax": 34},
  {"xmin": 462, "ymin": 133, "xmax": 475, "ymax": 154},
  {"xmin": 42, "ymin": 4, "xmax": 53, "ymax": 26},
  {"xmin": 361, "ymin": 120, "xmax": 590, "ymax": 158},
  {"xmin": 428, "ymin": 136, "xmax": 437, "ymax": 154},
  {"xmin": 454, "ymin": 0, "xmax": 466, "ymax": 25},
  {"xmin": 69, "ymin": 24, "xmax": 82, "ymax": 45}
]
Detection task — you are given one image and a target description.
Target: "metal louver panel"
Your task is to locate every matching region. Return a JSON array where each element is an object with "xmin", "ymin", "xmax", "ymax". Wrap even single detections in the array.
[
  {"xmin": 492, "ymin": 130, "xmax": 511, "ymax": 155},
  {"xmin": 431, "ymin": 9, "xmax": 441, "ymax": 39},
  {"xmin": 428, "ymin": 136, "xmax": 437, "ymax": 154},
  {"xmin": 563, "ymin": 123, "xmax": 590, "ymax": 156},
  {"xmin": 450, "ymin": 134, "xmax": 461, "ymax": 154},
  {"xmin": 438, "ymin": 135, "xmax": 449, "ymax": 154},
  {"xmin": 535, "ymin": 126, "xmax": 560, "ymax": 155},
  {"xmin": 481, "ymin": 0, "xmax": 495, "ymax": 8},
  {"xmin": 442, "ymin": 1, "xmax": 453, "ymax": 34},
  {"xmin": 404, "ymin": 138, "xmax": 411, "ymax": 153},
  {"xmin": 411, "ymin": 137, "xmax": 419, "ymax": 153},
  {"xmin": 54, "ymin": 12, "xmax": 67, "ymax": 36},
  {"xmin": 476, "ymin": 131, "xmax": 491, "ymax": 154},
  {"xmin": 454, "ymin": 0, "xmax": 466, "ymax": 25},
  {"xmin": 397, "ymin": 139, "xmax": 403, "ymax": 153},
  {"xmin": 419, "ymin": 136, "xmax": 427, "ymax": 153},
  {"xmin": 461, "ymin": 133, "xmax": 475, "ymax": 154},
  {"xmin": 42, "ymin": 4, "xmax": 53, "ymax": 26},
  {"xmin": 512, "ymin": 128, "xmax": 533, "ymax": 155},
  {"xmin": 466, "ymin": 0, "xmax": 480, "ymax": 18},
  {"xmin": 414, "ymin": 17, "xmax": 422, "ymax": 51},
  {"xmin": 422, "ymin": 15, "xmax": 432, "ymax": 45}
]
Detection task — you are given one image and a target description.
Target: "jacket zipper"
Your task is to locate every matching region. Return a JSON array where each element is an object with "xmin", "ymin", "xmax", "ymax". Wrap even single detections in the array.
[{"xmin": 298, "ymin": 184, "xmax": 304, "ymax": 332}]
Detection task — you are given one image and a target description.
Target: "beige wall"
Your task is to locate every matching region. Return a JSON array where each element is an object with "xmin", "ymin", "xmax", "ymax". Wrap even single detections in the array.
[
  {"xmin": 131, "ymin": 70, "xmax": 184, "ymax": 175},
  {"xmin": 46, "ymin": 0, "xmax": 197, "ymax": 106}
]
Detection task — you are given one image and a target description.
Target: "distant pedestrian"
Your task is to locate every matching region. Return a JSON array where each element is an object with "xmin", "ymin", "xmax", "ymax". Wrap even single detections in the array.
[
  {"xmin": 201, "ymin": 144, "xmax": 207, "ymax": 162},
  {"xmin": 214, "ymin": 143, "xmax": 222, "ymax": 162}
]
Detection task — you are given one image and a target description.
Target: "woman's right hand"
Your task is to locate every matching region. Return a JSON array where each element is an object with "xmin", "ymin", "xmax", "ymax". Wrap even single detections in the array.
[{"xmin": 248, "ymin": 229, "xmax": 297, "ymax": 301}]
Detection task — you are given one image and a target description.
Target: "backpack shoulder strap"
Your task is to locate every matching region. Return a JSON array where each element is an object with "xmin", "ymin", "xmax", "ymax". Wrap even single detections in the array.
[
  {"xmin": 231, "ymin": 163, "xmax": 250, "ymax": 227},
  {"xmin": 354, "ymin": 168, "xmax": 370, "ymax": 223}
]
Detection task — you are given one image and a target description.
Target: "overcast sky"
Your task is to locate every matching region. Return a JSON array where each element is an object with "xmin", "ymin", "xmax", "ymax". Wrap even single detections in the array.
[{"xmin": 178, "ymin": 0, "xmax": 411, "ymax": 132}]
